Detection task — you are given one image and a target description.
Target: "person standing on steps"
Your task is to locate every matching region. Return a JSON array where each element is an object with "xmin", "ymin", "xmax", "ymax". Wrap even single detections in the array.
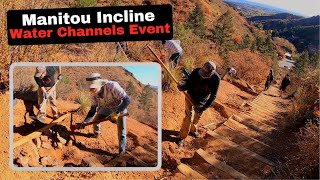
[
  {"xmin": 82, "ymin": 73, "xmax": 131, "ymax": 155},
  {"xmin": 176, "ymin": 61, "xmax": 221, "ymax": 146},
  {"xmin": 264, "ymin": 69, "xmax": 274, "ymax": 91},
  {"xmin": 280, "ymin": 74, "xmax": 291, "ymax": 98},
  {"xmin": 221, "ymin": 67, "xmax": 237, "ymax": 82},
  {"xmin": 161, "ymin": 40, "xmax": 183, "ymax": 67},
  {"xmin": 34, "ymin": 66, "xmax": 62, "ymax": 122}
]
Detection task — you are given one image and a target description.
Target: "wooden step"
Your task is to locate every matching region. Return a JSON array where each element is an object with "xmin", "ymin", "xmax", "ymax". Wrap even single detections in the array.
[
  {"xmin": 233, "ymin": 114, "xmax": 277, "ymax": 131},
  {"xmin": 177, "ymin": 163, "xmax": 207, "ymax": 179},
  {"xmin": 206, "ymin": 130, "xmax": 275, "ymax": 166},
  {"xmin": 195, "ymin": 148, "xmax": 248, "ymax": 179},
  {"xmin": 247, "ymin": 102, "xmax": 278, "ymax": 117},
  {"xmin": 82, "ymin": 156, "xmax": 104, "ymax": 167},
  {"xmin": 13, "ymin": 114, "xmax": 69, "ymax": 148},
  {"xmin": 239, "ymin": 113, "xmax": 278, "ymax": 128},
  {"xmin": 232, "ymin": 115, "xmax": 277, "ymax": 133},
  {"xmin": 216, "ymin": 125, "xmax": 276, "ymax": 155},
  {"xmin": 224, "ymin": 119, "xmax": 273, "ymax": 144}
]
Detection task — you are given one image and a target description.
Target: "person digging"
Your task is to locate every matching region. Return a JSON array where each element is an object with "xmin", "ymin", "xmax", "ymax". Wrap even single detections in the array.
[
  {"xmin": 221, "ymin": 67, "xmax": 237, "ymax": 83},
  {"xmin": 34, "ymin": 66, "xmax": 62, "ymax": 123},
  {"xmin": 176, "ymin": 61, "xmax": 221, "ymax": 146},
  {"xmin": 161, "ymin": 40, "xmax": 183, "ymax": 67},
  {"xmin": 81, "ymin": 73, "xmax": 131, "ymax": 155}
]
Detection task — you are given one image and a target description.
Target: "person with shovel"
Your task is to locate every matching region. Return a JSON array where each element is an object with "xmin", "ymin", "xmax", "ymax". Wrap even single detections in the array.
[
  {"xmin": 34, "ymin": 66, "xmax": 62, "ymax": 122},
  {"xmin": 82, "ymin": 73, "xmax": 131, "ymax": 155},
  {"xmin": 177, "ymin": 61, "xmax": 221, "ymax": 146},
  {"xmin": 161, "ymin": 40, "xmax": 183, "ymax": 67}
]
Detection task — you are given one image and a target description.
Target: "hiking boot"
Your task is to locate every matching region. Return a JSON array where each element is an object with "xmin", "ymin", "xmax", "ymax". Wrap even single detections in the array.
[
  {"xmin": 29, "ymin": 115, "xmax": 37, "ymax": 121},
  {"xmin": 176, "ymin": 138, "xmax": 184, "ymax": 147},
  {"xmin": 37, "ymin": 116, "xmax": 46, "ymax": 123},
  {"xmin": 118, "ymin": 151, "xmax": 125, "ymax": 157},
  {"xmin": 190, "ymin": 131, "xmax": 200, "ymax": 138},
  {"xmin": 53, "ymin": 114, "xmax": 60, "ymax": 119}
]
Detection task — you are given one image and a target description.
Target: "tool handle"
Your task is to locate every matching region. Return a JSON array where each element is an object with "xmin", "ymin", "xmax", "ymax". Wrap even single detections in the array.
[
  {"xmin": 146, "ymin": 45, "xmax": 197, "ymax": 106},
  {"xmin": 76, "ymin": 113, "xmax": 129, "ymax": 129}
]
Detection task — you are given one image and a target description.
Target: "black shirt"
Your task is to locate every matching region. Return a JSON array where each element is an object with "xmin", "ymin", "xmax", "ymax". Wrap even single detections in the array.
[
  {"xmin": 34, "ymin": 66, "xmax": 59, "ymax": 87},
  {"xmin": 185, "ymin": 68, "xmax": 220, "ymax": 108}
]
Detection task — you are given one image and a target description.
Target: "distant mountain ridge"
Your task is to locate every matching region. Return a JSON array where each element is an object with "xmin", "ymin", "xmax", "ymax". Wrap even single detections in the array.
[
  {"xmin": 248, "ymin": 13, "xmax": 303, "ymax": 22},
  {"xmin": 224, "ymin": 0, "xmax": 306, "ymax": 17}
]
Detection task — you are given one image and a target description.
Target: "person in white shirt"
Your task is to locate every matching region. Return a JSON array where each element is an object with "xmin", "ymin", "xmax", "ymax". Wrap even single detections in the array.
[
  {"xmin": 161, "ymin": 40, "xmax": 183, "ymax": 67},
  {"xmin": 221, "ymin": 67, "xmax": 237, "ymax": 82},
  {"xmin": 83, "ymin": 73, "xmax": 131, "ymax": 155}
]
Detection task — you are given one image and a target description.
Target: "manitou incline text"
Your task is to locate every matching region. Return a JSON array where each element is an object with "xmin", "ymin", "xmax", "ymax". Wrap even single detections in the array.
[
  {"xmin": 21, "ymin": 11, "xmax": 156, "ymax": 26},
  {"xmin": 9, "ymin": 11, "xmax": 171, "ymax": 39}
]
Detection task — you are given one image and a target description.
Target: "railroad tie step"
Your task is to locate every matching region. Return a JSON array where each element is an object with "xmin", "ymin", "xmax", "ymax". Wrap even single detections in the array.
[
  {"xmin": 206, "ymin": 130, "xmax": 275, "ymax": 166},
  {"xmin": 247, "ymin": 103, "xmax": 279, "ymax": 117},
  {"xmin": 224, "ymin": 118, "xmax": 273, "ymax": 144},
  {"xmin": 177, "ymin": 163, "xmax": 207, "ymax": 180},
  {"xmin": 220, "ymin": 124, "xmax": 276, "ymax": 152},
  {"xmin": 195, "ymin": 148, "xmax": 249, "ymax": 179},
  {"xmin": 240, "ymin": 113, "xmax": 278, "ymax": 127},
  {"xmin": 233, "ymin": 114, "xmax": 277, "ymax": 131}
]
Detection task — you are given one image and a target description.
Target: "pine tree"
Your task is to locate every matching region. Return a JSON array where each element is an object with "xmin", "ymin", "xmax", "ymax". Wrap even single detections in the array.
[
  {"xmin": 241, "ymin": 34, "xmax": 251, "ymax": 49},
  {"xmin": 187, "ymin": 1, "xmax": 206, "ymax": 37},
  {"xmin": 139, "ymin": 85, "xmax": 153, "ymax": 112},
  {"xmin": 209, "ymin": 11, "xmax": 235, "ymax": 54},
  {"xmin": 126, "ymin": 80, "xmax": 137, "ymax": 97},
  {"xmin": 294, "ymin": 51, "xmax": 309, "ymax": 77}
]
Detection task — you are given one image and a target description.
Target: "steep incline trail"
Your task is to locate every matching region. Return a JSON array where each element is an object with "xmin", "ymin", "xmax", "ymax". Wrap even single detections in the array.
[{"xmin": 175, "ymin": 85, "xmax": 291, "ymax": 179}]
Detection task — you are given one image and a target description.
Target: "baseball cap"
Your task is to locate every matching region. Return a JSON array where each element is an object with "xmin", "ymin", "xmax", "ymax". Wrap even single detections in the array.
[
  {"xmin": 34, "ymin": 66, "xmax": 46, "ymax": 77},
  {"xmin": 198, "ymin": 61, "xmax": 216, "ymax": 78},
  {"xmin": 86, "ymin": 73, "xmax": 103, "ymax": 89}
]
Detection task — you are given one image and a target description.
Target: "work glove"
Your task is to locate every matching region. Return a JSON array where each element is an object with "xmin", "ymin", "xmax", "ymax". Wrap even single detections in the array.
[
  {"xmin": 177, "ymin": 84, "xmax": 187, "ymax": 91},
  {"xmin": 195, "ymin": 106, "xmax": 205, "ymax": 113},
  {"xmin": 57, "ymin": 74, "xmax": 63, "ymax": 81},
  {"xmin": 110, "ymin": 112, "xmax": 119, "ymax": 123},
  {"xmin": 44, "ymin": 92, "xmax": 49, "ymax": 99}
]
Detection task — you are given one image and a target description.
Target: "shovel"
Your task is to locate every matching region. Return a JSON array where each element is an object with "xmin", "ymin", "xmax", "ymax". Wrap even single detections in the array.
[{"xmin": 70, "ymin": 112, "xmax": 129, "ymax": 143}]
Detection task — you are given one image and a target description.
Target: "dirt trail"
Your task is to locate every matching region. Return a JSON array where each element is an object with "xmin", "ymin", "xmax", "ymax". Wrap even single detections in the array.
[
  {"xmin": 1, "ymin": 79, "xmax": 290, "ymax": 179},
  {"xmin": 174, "ymin": 85, "xmax": 291, "ymax": 179}
]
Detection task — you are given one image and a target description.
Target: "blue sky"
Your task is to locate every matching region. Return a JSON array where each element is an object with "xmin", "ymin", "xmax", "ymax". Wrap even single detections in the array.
[
  {"xmin": 248, "ymin": 0, "xmax": 320, "ymax": 17},
  {"xmin": 124, "ymin": 65, "xmax": 160, "ymax": 86}
]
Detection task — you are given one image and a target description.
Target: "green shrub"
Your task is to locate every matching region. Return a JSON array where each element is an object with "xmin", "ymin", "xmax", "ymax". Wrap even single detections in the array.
[
  {"xmin": 77, "ymin": 91, "xmax": 90, "ymax": 115},
  {"xmin": 183, "ymin": 57, "xmax": 195, "ymax": 72},
  {"xmin": 162, "ymin": 62, "xmax": 183, "ymax": 91}
]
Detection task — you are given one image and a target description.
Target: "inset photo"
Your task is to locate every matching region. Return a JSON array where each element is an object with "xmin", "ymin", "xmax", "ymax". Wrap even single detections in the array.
[{"xmin": 10, "ymin": 63, "xmax": 161, "ymax": 171}]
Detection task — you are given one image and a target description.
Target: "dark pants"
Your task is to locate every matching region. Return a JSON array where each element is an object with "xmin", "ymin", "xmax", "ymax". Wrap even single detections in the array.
[{"xmin": 169, "ymin": 52, "xmax": 182, "ymax": 67}]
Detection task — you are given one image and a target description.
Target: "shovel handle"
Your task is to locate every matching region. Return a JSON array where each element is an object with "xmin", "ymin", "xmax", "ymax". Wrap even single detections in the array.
[
  {"xmin": 146, "ymin": 45, "xmax": 197, "ymax": 106},
  {"xmin": 74, "ymin": 112, "xmax": 129, "ymax": 130}
]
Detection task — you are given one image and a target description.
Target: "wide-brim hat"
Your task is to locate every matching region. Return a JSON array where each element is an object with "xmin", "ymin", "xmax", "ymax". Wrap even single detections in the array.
[{"xmin": 86, "ymin": 73, "xmax": 102, "ymax": 89}]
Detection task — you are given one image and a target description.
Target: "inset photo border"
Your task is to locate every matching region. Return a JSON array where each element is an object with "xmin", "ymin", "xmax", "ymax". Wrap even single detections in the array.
[{"xmin": 9, "ymin": 62, "xmax": 162, "ymax": 171}]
